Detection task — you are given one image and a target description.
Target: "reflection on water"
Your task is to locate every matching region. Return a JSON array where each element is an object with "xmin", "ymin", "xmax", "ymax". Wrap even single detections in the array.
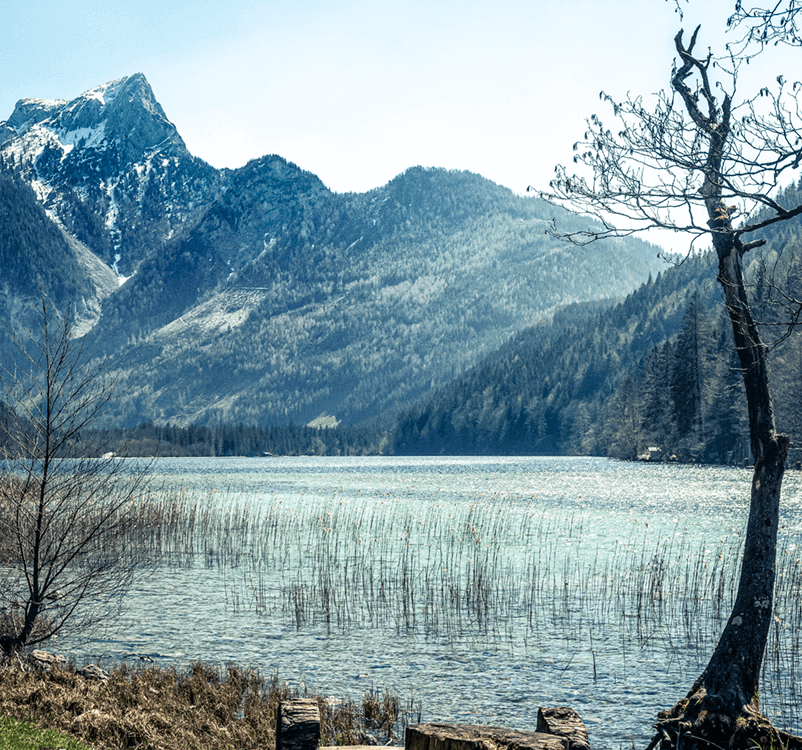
[{"xmin": 55, "ymin": 456, "xmax": 802, "ymax": 748}]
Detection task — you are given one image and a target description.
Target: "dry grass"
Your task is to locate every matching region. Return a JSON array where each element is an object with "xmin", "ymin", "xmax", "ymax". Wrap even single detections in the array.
[
  {"xmin": 0, "ymin": 659, "xmax": 411, "ymax": 750},
  {"xmin": 319, "ymin": 687, "xmax": 411, "ymax": 746}
]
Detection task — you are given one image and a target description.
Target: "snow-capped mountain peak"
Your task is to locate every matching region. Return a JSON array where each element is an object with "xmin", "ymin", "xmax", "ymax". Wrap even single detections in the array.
[{"xmin": 0, "ymin": 73, "xmax": 220, "ymax": 276}]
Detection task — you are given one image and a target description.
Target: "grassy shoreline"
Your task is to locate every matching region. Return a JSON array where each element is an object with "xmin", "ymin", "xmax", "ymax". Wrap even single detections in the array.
[{"xmin": 0, "ymin": 657, "xmax": 414, "ymax": 750}]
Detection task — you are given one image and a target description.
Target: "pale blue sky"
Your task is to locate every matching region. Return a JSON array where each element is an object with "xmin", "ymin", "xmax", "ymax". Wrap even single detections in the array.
[{"xmin": 1, "ymin": 0, "xmax": 796, "ymax": 204}]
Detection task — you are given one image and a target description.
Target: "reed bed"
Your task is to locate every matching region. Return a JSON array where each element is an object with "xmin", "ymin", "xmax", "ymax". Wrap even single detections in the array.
[{"xmin": 117, "ymin": 483, "xmax": 802, "ymax": 732}]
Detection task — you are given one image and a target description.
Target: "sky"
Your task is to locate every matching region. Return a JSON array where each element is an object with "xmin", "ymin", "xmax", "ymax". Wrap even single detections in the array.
[{"xmin": 1, "ymin": 1, "xmax": 798, "ymax": 216}]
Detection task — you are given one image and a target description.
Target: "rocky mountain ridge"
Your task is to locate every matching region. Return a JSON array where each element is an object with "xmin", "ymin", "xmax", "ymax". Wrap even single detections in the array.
[
  {"xmin": 1, "ymin": 74, "xmax": 220, "ymax": 277},
  {"xmin": 1, "ymin": 74, "xmax": 666, "ymax": 427}
]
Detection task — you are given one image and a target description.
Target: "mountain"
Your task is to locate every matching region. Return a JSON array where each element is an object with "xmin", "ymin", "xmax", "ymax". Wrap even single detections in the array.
[
  {"xmin": 88, "ymin": 163, "xmax": 668, "ymax": 427},
  {"xmin": 387, "ymin": 178, "xmax": 802, "ymax": 463},
  {"xmin": 389, "ymin": 253, "xmax": 720, "ymax": 455},
  {"xmin": 0, "ymin": 74, "xmax": 220, "ymax": 277},
  {"xmin": 1, "ymin": 75, "xmax": 666, "ymax": 428}
]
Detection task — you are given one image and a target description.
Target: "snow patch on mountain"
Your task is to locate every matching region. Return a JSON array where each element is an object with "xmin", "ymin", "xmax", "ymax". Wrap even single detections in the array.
[
  {"xmin": 3, "ymin": 122, "xmax": 57, "ymax": 166},
  {"xmin": 103, "ymin": 181, "xmax": 119, "ymax": 228},
  {"xmin": 83, "ymin": 88, "xmax": 106, "ymax": 106},
  {"xmin": 87, "ymin": 78, "xmax": 125, "ymax": 108},
  {"xmin": 2, "ymin": 98, "xmax": 66, "ymax": 137},
  {"xmin": 59, "ymin": 121, "xmax": 107, "ymax": 150},
  {"xmin": 29, "ymin": 178, "xmax": 52, "ymax": 204}
]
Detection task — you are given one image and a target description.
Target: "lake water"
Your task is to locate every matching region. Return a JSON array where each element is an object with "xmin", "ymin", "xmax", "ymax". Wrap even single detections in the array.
[{"xmin": 55, "ymin": 456, "xmax": 802, "ymax": 748}]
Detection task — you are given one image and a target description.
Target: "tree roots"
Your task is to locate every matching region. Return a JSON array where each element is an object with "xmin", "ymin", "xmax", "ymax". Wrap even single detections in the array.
[{"xmin": 647, "ymin": 691, "xmax": 802, "ymax": 750}]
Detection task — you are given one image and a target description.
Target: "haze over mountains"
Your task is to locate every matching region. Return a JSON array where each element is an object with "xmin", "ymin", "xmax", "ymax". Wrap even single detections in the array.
[{"xmin": 0, "ymin": 74, "xmax": 665, "ymax": 428}]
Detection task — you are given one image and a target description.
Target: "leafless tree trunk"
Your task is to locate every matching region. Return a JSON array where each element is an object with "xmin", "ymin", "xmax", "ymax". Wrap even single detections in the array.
[
  {"xmin": 665, "ymin": 30, "xmax": 791, "ymax": 720},
  {"xmin": 537, "ymin": 20, "xmax": 802, "ymax": 750}
]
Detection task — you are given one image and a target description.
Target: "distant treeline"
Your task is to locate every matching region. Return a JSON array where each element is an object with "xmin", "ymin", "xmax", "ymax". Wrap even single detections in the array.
[{"xmin": 88, "ymin": 421, "xmax": 386, "ymax": 458}]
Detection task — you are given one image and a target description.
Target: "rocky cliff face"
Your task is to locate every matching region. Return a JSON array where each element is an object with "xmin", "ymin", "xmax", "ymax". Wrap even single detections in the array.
[{"xmin": 0, "ymin": 74, "xmax": 220, "ymax": 276}]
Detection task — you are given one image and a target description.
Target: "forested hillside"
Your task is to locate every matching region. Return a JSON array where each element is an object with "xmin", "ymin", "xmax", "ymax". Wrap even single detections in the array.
[
  {"xmin": 86, "ymin": 165, "xmax": 664, "ymax": 427},
  {"xmin": 595, "ymin": 181, "xmax": 802, "ymax": 464},
  {"xmin": 84, "ymin": 198, "xmax": 802, "ymax": 462},
  {"xmin": 389, "ymin": 179, "xmax": 802, "ymax": 464},
  {"xmin": 389, "ymin": 253, "xmax": 718, "ymax": 455}
]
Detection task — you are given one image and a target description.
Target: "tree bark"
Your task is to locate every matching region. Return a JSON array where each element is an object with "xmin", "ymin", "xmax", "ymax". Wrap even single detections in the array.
[{"xmin": 664, "ymin": 29, "xmax": 792, "ymax": 721}]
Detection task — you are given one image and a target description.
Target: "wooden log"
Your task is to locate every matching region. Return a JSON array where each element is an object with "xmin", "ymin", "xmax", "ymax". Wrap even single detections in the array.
[
  {"xmin": 405, "ymin": 722, "xmax": 567, "ymax": 750},
  {"xmin": 277, "ymin": 698, "xmax": 321, "ymax": 750},
  {"xmin": 536, "ymin": 707, "xmax": 590, "ymax": 750}
]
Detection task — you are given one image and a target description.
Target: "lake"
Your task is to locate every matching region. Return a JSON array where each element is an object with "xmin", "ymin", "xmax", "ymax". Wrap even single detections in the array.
[{"xmin": 55, "ymin": 456, "xmax": 802, "ymax": 748}]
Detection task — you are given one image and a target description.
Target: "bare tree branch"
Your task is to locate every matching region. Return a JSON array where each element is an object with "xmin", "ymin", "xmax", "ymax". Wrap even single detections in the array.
[{"xmin": 727, "ymin": 0, "xmax": 802, "ymax": 50}]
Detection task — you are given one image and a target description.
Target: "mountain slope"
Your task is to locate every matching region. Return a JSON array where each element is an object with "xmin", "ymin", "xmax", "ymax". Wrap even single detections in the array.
[
  {"xmin": 90, "ymin": 165, "xmax": 666, "ymax": 427},
  {"xmin": 2, "ymin": 75, "xmax": 666, "ymax": 428},
  {"xmin": 387, "ymin": 176, "xmax": 802, "ymax": 460},
  {"xmin": 0, "ymin": 164, "xmax": 117, "ymax": 337},
  {"xmin": 389, "ymin": 252, "xmax": 721, "ymax": 454},
  {"xmin": 86, "ymin": 154, "xmax": 333, "ymax": 350}
]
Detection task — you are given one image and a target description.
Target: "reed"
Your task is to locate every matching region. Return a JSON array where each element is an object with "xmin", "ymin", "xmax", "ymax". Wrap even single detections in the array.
[{"xmin": 114, "ymin": 484, "xmax": 802, "ymax": 732}]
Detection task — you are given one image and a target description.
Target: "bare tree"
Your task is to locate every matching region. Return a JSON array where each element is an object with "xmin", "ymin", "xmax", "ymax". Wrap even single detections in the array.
[
  {"xmin": 667, "ymin": 1, "xmax": 802, "ymax": 51},
  {"xmin": 536, "ymin": 23, "xmax": 802, "ymax": 750},
  {"xmin": 0, "ymin": 297, "xmax": 150, "ymax": 654},
  {"xmin": 727, "ymin": 0, "xmax": 802, "ymax": 48}
]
